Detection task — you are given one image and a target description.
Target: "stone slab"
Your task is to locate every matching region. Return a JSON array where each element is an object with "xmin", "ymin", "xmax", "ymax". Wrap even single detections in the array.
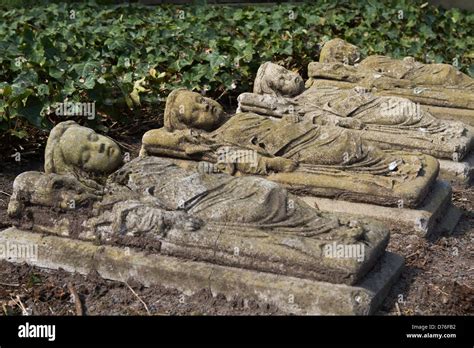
[
  {"xmin": 434, "ymin": 204, "xmax": 462, "ymax": 236},
  {"xmin": 0, "ymin": 227, "xmax": 404, "ymax": 315},
  {"xmin": 300, "ymin": 180, "xmax": 458, "ymax": 237},
  {"xmin": 439, "ymin": 152, "xmax": 474, "ymax": 186},
  {"xmin": 424, "ymin": 105, "xmax": 474, "ymax": 127}
]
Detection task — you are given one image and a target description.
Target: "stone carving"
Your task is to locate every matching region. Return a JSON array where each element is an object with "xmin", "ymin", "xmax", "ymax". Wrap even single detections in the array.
[
  {"xmin": 8, "ymin": 121, "xmax": 389, "ymax": 285},
  {"xmin": 313, "ymin": 38, "xmax": 474, "ymax": 90},
  {"xmin": 237, "ymin": 62, "xmax": 473, "ymax": 162},
  {"xmin": 307, "ymin": 38, "xmax": 474, "ymax": 126},
  {"xmin": 141, "ymin": 89, "xmax": 439, "ymax": 208},
  {"xmin": 8, "ymin": 121, "xmax": 121, "ymax": 215}
]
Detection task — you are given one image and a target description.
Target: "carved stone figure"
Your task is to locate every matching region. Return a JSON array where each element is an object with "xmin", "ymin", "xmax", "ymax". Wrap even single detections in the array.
[
  {"xmin": 8, "ymin": 121, "xmax": 390, "ymax": 285},
  {"xmin": 313, "ymin": 38, "xmax": 474, "ymax": 90},
  {"xmin": 307, "ymin": 38, "xmax": 474, "ymax": 126},
  {"xmin": 141, "ymin": 89, "xmax": 439, "ymax": 208},
  {"xmin": 8, "ymin": 121, "xmax": 122, "ymax": 215},
  {"xmin": 237, "ymin": 62, "xmax": 473, "ymax": 162}
]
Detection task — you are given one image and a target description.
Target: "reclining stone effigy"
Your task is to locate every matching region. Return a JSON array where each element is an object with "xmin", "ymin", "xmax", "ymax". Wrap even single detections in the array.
[
  {"xmin": 141, "ymin": 89, "xmax": 458, "ymax": 236},
  {"xmin": 237, "ymin": 61, "xmax": 473, "ymax": 185},
  {"xmin": 2, "ymin": 121, "xmax": 403, "ymax": 315},
  {"xmin": 307, "ymin": 38, "xmax": 474, "ymax": 126}
]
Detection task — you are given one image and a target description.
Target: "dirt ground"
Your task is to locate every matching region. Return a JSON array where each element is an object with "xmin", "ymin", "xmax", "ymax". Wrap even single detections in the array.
[{"xmin": 0, "ymin": 155, "xmax": 472, "ymax": 316}]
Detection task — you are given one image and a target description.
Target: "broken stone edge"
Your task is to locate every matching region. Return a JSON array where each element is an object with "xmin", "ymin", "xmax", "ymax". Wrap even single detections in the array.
[
  {"xmin": 439, "ymin": 152, "xmax": 474, "ymax": 187},
  {"xmin": 0, "ymin": 227, "xmax": 404, "ymax": 315}
]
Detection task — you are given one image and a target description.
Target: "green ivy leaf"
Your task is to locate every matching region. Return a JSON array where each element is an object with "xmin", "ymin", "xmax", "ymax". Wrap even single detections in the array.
[
  {"xmin": 72, "ymin": 61, "xmax": 101, "ymax": 79},
  {"xmin": 17, "ymin": 96, "xmax": 45, "ymax": 129},
  {"xmin": 37, "ymin": 84, "xmax": 49, "ymax": 96}
]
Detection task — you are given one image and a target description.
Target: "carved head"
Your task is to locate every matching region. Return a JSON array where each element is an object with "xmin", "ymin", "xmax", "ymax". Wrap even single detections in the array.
[
  {"xmin": 319, "ymin": 38, "xmax": 361, "ymax": 65},
  {"xmin": 164, "ymin": 88, "xmax": 225, "ymax": 131},
  {"xmin": 253, "ymin": 62, "xmax": 304, "ymax": 97},
  {"xmin": 45, "ymin": 121, "xmax": 122, "ymax": 176}
]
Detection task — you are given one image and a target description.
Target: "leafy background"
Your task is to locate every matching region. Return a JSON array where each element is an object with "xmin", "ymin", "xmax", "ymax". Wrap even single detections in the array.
[{"xmin": 0, "ymin": 0, "xmax": 473, "ymax": 152}]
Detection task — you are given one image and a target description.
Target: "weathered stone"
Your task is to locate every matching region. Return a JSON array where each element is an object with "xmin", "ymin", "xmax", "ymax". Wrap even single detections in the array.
[
  {"xmin": 237, "ymin": 62, "xmax": 473, "ymax": 163},
  {"xmin": 299, "ymin": 180, "xmax": 459, "ymax": 237},
  {"xmin": 2, "ymin": 118, "xmax": 408, "ymax": 316},
  {"xmin": 318, "ymin": 38, "xmax": 362, "ymax": 65},
  {"xmin": 141, "ymin": 89, "xmax": 440, "ymax": 208},
  {"xmin": 308, "ymin": 38, "xmax": 474, "ymax": 126},
  {"xmin": 0, "ymin": 227, "xmax": 404, "ymax": 315},
  {"xmin": 7, "ymin": 122, "xmax": 397, "ymax": 285},
  {"xmin": 10, "ymin": 156, "xmax": 391, "ymax": 285},
  {"xmin": 438, "ymin": 152, "xmax": 474, "ymax": 186},
  {"xmin": 163, "ymin": 159, "xmax": 458, "ymax": 237},
  {"xmin": 45, "ymin": 120, "xmax": 122, "ymax": 177},
  {"xmin": 305, "ymin": 78, "xmax": 474, "ymax": 126}
]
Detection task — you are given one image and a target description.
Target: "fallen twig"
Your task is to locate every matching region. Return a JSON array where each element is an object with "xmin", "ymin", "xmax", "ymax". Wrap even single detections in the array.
[
  {"xmin": 0, "ymin": 282, "xmax": 20, "ymax": 287},
  {"xmin": 395, "ymin": 302, "xmax": 402, "ymax": 316},
  {"xmin": 67, "ymin": 282, "xmax": 84, "ymax": 316},
  {"xmin": 124, "ymin": 281, "xmax": 150, "ymax": 315},
  {"xmin": 12, "ymin": 295, "xmax": 29, "ymax": 316},
  {"xmin": 405, "ymin": 251, "xmax": 419, "ymax": 259},
  {"xmin": 114, "ymin": 140, "xmax": 136, "ymax": 152},
  {"xmin": 431, "ymin": 284, "xmax": 450, "ymax": 297}
]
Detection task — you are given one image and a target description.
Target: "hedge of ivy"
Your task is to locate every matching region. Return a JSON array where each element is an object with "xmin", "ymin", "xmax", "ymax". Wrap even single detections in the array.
[{"xmin": 0, "ymin": 0, "xmax": 473, "ymax": 139}]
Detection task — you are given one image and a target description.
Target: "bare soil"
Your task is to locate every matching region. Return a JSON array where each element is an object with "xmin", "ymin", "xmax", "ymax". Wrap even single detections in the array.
[{"xmin": 0, "ymin": 155, "xmax": 472, "ymax": 316}]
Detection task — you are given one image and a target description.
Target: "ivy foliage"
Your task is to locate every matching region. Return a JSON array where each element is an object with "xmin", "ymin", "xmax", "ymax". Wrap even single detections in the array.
[{"xmin": 0, "ymin": 0, "xmax": 472, "ymax": 138}]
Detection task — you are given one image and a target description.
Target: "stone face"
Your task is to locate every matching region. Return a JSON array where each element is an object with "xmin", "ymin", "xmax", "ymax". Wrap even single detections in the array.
[
  {"xmin": 45, "ymin": 120, "xmax": 122, "ymax": 176},
  {"xmin": 141, "ymin": 89, "xmax": 440, "ymax": 208},
  {"xmin": 253, "ymin": 62, "xmax": 305, "ymax": 97},
  {"xmin": 0, "ymin": 228, "xmax": 404, "ymax": 315},
  {"xmin": 319, "ymin": 38, "xmax": 361, "ymax": 65},
  {"xmin": 8, "ymin": 121, "xmax": 124, "ymax": 218},
  {"xmin": 237, "ymin": 62, "xmax": 473, "ymax": 163}
]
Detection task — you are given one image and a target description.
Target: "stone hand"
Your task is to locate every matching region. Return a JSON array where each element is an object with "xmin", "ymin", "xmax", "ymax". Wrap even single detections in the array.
[
  {"xmin": 8, "ymin": 172, "xmax": 103, "ymax": 216},
  {"xmin": 184, "ymin": 144, "xmax": 213, "ymax": 155},
  {"xmin": 266, "ymin": 157, "xmax": 298, "ymax": 173},
  {"xmin": 361, "ymin": 76, "xmax": 412, "ymax": 90},
  {"xmin": 238, "ymin": 92, "xmax": 296, "ymax": 118},
  {"xmin": 336, "ymin": 118, "xmax": 365, "ymax": 130},
  {"xmin": 197, "ymin": 161, "xmax": 235, "ymax": 175},
  {"xmin": 181, "ymin": 130, "xmax": 219, "ymax": 156},
  {"xmin": 163, "ymin": 211, "xmax": 204, "ymax": 232}
]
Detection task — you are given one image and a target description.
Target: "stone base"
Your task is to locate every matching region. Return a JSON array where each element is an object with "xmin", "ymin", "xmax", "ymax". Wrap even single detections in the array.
[
  {"xmin": 436, "ymin": 204, "xmax": 462, "ymax": 236},
  {"xmin": 300, "ymin": 180, "xmax": 458, "ymax": 237},
  {"xmin": 439, "ymin": 152, "xmax": 474, "ymax": 186},
  {"xmin": 0, "ymin": 227, "xmax": 404, "ymax": 315}
]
